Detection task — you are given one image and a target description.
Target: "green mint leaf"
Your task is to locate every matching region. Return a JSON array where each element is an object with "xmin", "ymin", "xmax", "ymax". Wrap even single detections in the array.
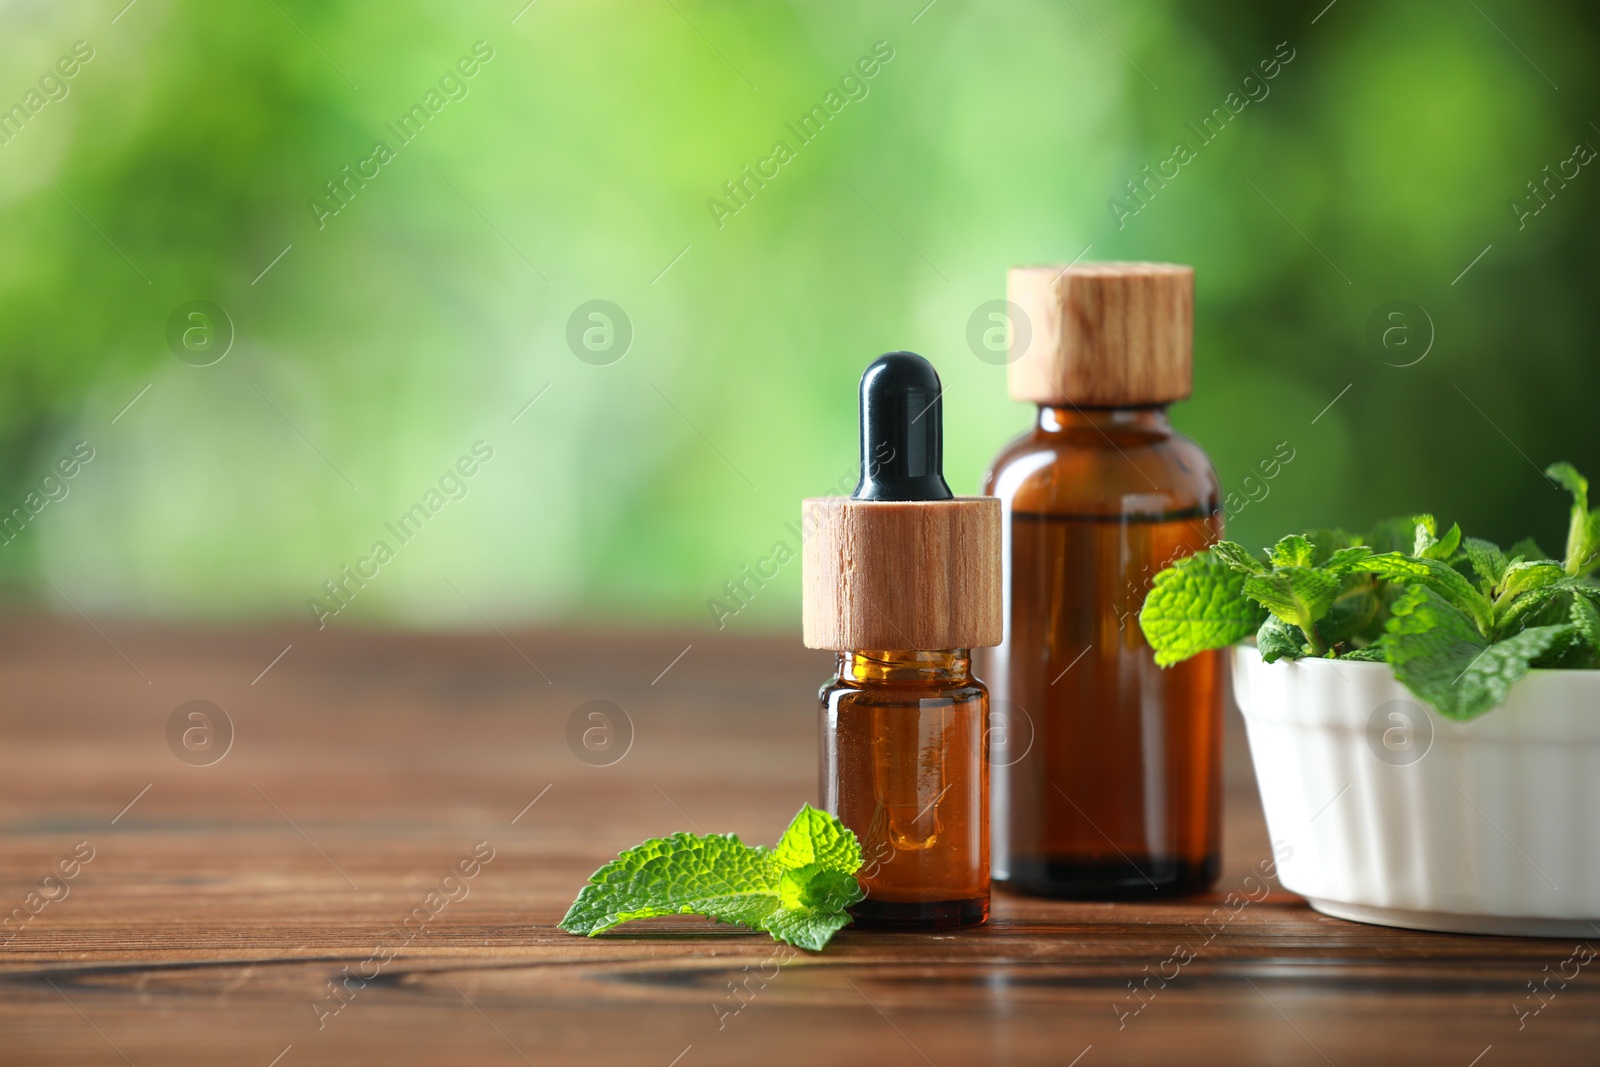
[
  {"xmin": 1361, "ymin": 553, "xmax": 1494, "ymax": 635},
  {"xmin": 1545, "ymin": 462, "xmax": 1598, "ymax": 576},
  {"xmin": 1411, "ymin": 516, "xmax": 1461, "ymax": 561},
  {"xmin": 1268, "ymin": 535, "xmax": 1316, "ymax": 569},
  {"xmin": 1469, "ymin": 625, "xmax": 1574, "ymax": 704},
  {"xmin": 1341, "ymin": 645, "xmax": 1388, "ymax": 662},
  {"xmin": 773, "ymin": 802, "xmax": 862, "ymax": 876},
  {"xmin": 1140, "ymin": 551, "xmax": 1268, "ymax": 667},
  {"xmin": 1497, "ymin": 559, "xmax": 1574, "ymax": 601},
  {"xmin": 1411, "ymin": 514, "xmax": 1438, "ymax": 556},
  {"xmin": 1243, "ymin": 567, "xmax": 1341, "ymax": 652},
  {"xmin": 1256, "ymin": 615, "xmax": 1305, "ymax": 662},
  {"xmin": 559, "ymin": 832, "xmax": 781, "ymax": 936},
  {"xmin": 1500, "ymin": 560, "xmax": 1567, "ymax": 597},
  {"xmin": 1433, "ymin": 523, "xmax": 1462, "ymax": 560},
  {"xmin": 1493, "ymin": 566, "xmax": 1577, "ymax": 633},
  {"xmin": 1210, "ymin": 540, "xmax": 1268, "ymax": 575},
  {"xmin": 1546, "ymin": 461, "xmax": 1587, "ymax": 511},
  {"xmin": 560, "ymin": 805, "xmax": 864, "ymax": 951},
  {"xmin": 1322, "ymin": 546, "xmax": 1375, "ymax": 574},
  {"xmin": 1532, "ymin": 624, "xmax": 1594, "ymax": 668},
  {"xmin": 1571, "ymin": 594, "xmax": 1600, "ymax": 650},
  {"xmin": 1461, "ymin": 537, "xmax": 1509, "ymax": 592},
  {"xmin": 1581, "ymin": 520, "xmax": 1600, "ymax": 576},
  {"xmin": 1550, "ymin": 595, "xmax": 1600, "ymax": 668},
  {"xmin": 1384, "ymin": 586, "xmax": 1570, "ymax": 720}
]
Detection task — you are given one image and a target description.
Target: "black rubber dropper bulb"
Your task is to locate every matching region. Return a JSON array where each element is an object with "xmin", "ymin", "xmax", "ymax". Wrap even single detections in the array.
[{"xmin": 851, "ymin": 351, "xmax": 954, "ymax": 502}]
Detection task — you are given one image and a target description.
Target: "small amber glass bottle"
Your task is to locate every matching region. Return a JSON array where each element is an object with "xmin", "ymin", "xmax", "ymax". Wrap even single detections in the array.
[
  {"xmin": 983, "ymin": 264, "xmax": 1223, "ymax": 899},
  {"xmin": 804, "ymin": 352, "xmax": 1002, "ymax": 930},
  {"xmin": 819, "ymin": 649, "xmax": 988, "ymax": 928}
]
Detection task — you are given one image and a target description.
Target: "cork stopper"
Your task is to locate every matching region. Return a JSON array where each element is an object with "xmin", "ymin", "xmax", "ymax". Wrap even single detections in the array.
[
  {"xmin": 1008, "ymin": 262, "xmax": 1194, "ymax": 406},
  {"xmin": 802, "ymin": 496, "xmax": 1002, "ymax": 651}
]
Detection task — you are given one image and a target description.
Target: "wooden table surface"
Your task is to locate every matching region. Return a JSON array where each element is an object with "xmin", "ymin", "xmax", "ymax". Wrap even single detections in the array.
[{"xmin": 1, "ymin": 618, "xmax": 1595, "ymax": 1066}]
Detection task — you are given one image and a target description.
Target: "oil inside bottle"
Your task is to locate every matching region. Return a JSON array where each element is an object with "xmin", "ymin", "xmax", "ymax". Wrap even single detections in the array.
[
  {"xmin": 820, "ymin": 650, "xmax": 988, "ymax": 928},
  {"xmin": 872, "ymin": 703, "xmax": 948, "ymax": 851},
  {"xmin": 991, "ymin": 509, "xmax": 1223, "ymax": 897}
]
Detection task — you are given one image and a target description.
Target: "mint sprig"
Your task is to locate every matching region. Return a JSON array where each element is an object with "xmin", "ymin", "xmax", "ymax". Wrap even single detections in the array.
[
  {"xmin": 1137, "ymin": 461, "xmax": 1600, "ymax": 721},
  {"xmin": 558, "ymin": 804, "xmax": 864, "ymax": 951}
]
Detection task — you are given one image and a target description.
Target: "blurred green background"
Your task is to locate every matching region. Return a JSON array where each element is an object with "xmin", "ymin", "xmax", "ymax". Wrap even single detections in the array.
[{"xmin": 2, "ymin": 0, "xmax": 1596, "ymax": 633}]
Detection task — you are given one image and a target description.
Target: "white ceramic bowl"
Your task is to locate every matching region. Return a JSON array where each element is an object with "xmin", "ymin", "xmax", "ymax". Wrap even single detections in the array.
[{"xmin": 1233, "ymin": 644, "xmax": 1600, "ymax": 936}]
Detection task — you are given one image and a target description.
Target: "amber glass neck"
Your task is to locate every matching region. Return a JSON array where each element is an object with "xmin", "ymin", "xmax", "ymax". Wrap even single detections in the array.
[
  {"xmin": 1037, "ymin": 405, "xmax": 1172, "ymax": 435},
  {"xmin": 836, "ymin": 649, "xmax": 972, "ymax": 685}
]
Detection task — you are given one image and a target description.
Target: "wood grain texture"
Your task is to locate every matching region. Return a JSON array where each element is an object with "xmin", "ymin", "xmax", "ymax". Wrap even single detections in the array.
[
  {"xmin": 1008, "ymin": 263, "xmax": 1194, "ymax": 407},
  {"xmin": 802, "ymin": 497, "xmax": 1002, "ymax": 651},
  {"xmin": 0, "ymin": 617, "xmax": 1595, "ymax": 1066}
]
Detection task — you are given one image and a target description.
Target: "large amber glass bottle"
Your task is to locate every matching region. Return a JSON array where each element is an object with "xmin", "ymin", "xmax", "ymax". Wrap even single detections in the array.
[{"xmin": 983, "ymin": 263, "xmax": 1223, "ymax": 898}]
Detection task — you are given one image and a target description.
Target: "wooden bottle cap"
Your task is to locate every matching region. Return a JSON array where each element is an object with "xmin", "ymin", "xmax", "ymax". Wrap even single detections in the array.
[
  {"xmin": 1008, "ymin": 262, "xmax": 1194, "ymax": 406},
  {"xmin": 801, "ymin": 496, "xmax": 1002, "ymax": 651}
]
